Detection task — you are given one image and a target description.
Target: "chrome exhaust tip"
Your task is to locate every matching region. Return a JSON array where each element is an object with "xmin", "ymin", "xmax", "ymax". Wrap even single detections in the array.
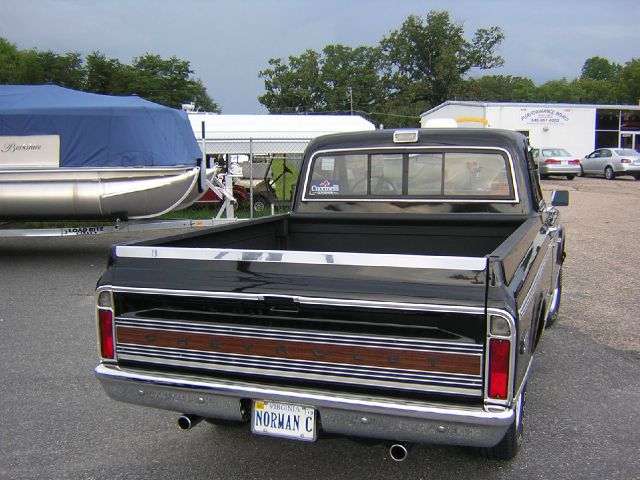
[
  {"xmin": 388, "ymin": 443, "xmax": 410, "ymax": 462},
  {"xmin": 177, "ymin": 414, "xmax": 202, "ymax": 431}
]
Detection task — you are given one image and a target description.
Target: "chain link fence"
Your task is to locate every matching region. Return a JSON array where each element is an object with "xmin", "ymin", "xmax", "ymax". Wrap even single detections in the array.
[{"xmin": 174, "ymin": 138, "xmax": 311, "ymax": 219}]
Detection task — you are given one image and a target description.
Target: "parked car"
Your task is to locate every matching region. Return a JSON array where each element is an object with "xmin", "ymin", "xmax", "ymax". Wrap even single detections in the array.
[
  {"xmin": 532, "ymin": 148, "xmax": 581, "ymax": 180},
  {"xmin": 581, "ymin": 148, "xmax": 640, "ymax": 180}
]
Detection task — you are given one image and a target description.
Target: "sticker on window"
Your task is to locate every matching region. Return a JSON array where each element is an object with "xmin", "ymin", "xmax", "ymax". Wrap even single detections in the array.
[{"xmin": 309, "ymin": 180, "xmax": 340, "ymax": 195}]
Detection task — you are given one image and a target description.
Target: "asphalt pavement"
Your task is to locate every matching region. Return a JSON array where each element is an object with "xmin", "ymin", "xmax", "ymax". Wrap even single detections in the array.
[{"xmin": 0, "ymin": 176, "xmax": 638, "ymax": 479}]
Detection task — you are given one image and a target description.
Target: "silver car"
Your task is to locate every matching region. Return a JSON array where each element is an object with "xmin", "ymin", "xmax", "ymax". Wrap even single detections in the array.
[
  {"xmin": 581, "ymin": 148, "xmax": 640, "ymax": 180},
  {"xmin": 532, "ymin": 148, "xmax": 582, "ymax": 180}
]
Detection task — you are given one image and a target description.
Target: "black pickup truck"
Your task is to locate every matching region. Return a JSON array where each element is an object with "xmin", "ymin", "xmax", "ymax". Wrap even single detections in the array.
[{"xmin": 95, "ymin": 128, "xmax": 568, "ymax": 461}]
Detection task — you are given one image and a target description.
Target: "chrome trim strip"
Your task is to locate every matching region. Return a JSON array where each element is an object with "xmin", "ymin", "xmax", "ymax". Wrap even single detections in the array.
[
  {"xmin": 518, "ymin": 246, "xmax": 553, "ymax": 318},
  {"xmin": 116, "ymin": 317, "xmax": 484, "ymax": 354},
  {"xmin": 104, "ymin": 285, "xmax": 487, "ymax": 316},
  {"xmin": 116, "ymin": 349, "xmax": 483, "ymax": 396},
  {"xmin": 115, "ymin": 245, "xmax": 488, "ymax": 272},
  {"xmin": 300, "ymin": 146, "xmax": 520, "ymax": 204}
]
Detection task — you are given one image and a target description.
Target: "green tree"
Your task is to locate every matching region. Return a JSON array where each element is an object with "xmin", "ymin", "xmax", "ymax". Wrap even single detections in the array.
[
  {"xmin": 85, "ymin": 52, "xmax": 130, "ymax": 95},
  {"xmin": 581, "ymin": 56, "xmax": 622, "ymax": 81},
  {"xmin": 259, "ymin": 50, "xmax": 323, "ymax": 113},
  {"xmin": 379, "ymin": 11, "xmax": 504, "ymax": 122},
  {"xmin": 128, "ymin": 53, "xmax": 219, "ymax": 111},
  {"xmin": 618, "ymin": 58, "xmax": 640, "ymax": 104},
  {"xmin": 456, "ymin": 75, "xmax": 537, "ymax": 102},
  {"xmin": 0, "ymin": 38, "xmax": 21, "ymax": 83}
]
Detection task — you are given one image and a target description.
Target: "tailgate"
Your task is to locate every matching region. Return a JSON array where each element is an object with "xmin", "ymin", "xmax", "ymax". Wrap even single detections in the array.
[{"xmin": 102, "ymin": 245, "xmax": 489, "ymax": 398}]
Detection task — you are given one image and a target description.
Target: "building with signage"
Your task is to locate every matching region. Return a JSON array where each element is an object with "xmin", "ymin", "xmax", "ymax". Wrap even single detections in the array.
[{"xmin": 420, "ymin": 101, "xmax": 640, "ymax": 157}]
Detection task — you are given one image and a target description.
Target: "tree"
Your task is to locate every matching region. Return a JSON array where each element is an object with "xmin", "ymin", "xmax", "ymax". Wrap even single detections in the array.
[
  {"xmin": 379, "ymin": 11, "xmax": 504, "ymax": 117},
  {"xmin": 0, "ymin": 38, "xmax": 21, "ymax": 84},
  {"xmin": 618, "ymin": 58, "xmax": 640, "ymax": 104},
  {"xmin": 581, "ymin": 56, "xmax": 621, "ymax": 82},
  {"xmin": 455, "ymin": 75, "xmax": 537, "ymax": 102}
]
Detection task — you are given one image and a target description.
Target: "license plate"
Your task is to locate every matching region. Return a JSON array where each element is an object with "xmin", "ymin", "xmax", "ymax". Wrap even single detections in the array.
[{"xmin": 251, "ymin": 400, "xmax": 317, "ymax": 442}]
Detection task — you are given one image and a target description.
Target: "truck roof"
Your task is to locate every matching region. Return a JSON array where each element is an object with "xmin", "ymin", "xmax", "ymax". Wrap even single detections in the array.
[{"xmin": 304, "ymin": 128, "xmax": 528, "ymax": 154}]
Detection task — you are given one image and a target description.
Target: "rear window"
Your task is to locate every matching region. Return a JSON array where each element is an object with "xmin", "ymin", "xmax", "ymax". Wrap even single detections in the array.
[
  {"xmin": 614, "ymin": 149, "xmax": 638, "ymax": 156},
  {"xmin": 541, "ymin": 149, "xmax": 571, "ymax": 157},
  {"xmin": 306, "ymin": 150, "xmax": 514, "ymax": 200}
]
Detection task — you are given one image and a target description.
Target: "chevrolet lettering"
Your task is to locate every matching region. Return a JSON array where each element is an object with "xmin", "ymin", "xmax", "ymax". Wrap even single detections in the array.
[{"xmin": 94, "ymin": 128, "xmax": 568, "ymax": 461}]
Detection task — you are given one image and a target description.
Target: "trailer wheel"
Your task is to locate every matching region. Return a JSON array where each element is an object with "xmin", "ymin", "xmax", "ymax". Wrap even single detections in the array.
[{"xmin": 472, "ymin": 384, "xmax": 526, "ymax": 460}]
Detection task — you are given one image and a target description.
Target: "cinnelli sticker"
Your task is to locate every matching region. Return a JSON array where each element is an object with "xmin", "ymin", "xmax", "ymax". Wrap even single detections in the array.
[{"xmin": 310, "ymin": 180, "xmax": 340, "ymax": 195}]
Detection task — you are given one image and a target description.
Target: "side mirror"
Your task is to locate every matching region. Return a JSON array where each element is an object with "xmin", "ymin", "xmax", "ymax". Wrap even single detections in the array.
[{"xmin": 551, "ymin": 190, "xmax": 569, "ymax": 207}]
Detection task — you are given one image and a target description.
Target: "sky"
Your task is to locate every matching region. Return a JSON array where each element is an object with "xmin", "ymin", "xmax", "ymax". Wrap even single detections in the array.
[{"xmin": 2, "ymin": 0, "xmax": 639, "ymax": 114}]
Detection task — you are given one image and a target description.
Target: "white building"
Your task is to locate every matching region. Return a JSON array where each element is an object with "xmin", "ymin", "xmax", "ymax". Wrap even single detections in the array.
[
  {"xmin": 188, "ymin": 114, "xmax": 375, "ymax": 155},
  {"xmin": 420, "ymin": 101, "xmax": 640, "ymax": 157}
]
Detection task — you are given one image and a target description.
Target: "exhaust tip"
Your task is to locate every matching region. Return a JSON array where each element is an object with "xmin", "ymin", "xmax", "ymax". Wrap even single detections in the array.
[
  {"xmin": 389, "ymin": 443, "xmax": 410, "ymax": 462},
  {"xmin": 177, "ymin": 414, "xmax": 202, "ymax": 431}
]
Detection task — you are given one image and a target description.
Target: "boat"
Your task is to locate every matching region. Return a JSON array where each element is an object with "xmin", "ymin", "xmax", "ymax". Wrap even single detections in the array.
[{"xmin": 0, "ymin": 85, "xmax": 208, "ymax": 219}]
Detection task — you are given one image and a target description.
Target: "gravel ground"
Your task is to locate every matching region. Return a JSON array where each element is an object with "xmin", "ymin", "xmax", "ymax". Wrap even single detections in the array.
[{"xmin": 541, "ymin": 175, "xmax": 640, "ymax": 351}]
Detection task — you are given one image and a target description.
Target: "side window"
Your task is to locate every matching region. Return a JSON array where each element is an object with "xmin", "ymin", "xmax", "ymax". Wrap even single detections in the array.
[
  {"xmin": 532, "ymin": 149, "xmax": 539, "ymax": 158},
  {"xmin": 602, "ymin": 149, "xmax": 612, "ymax": 158}
]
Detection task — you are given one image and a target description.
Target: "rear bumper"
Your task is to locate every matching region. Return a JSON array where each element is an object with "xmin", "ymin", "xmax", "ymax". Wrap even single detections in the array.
[
  {"xmin": 539, "ymin": 164, "xmax": 581, "ymax": 176},
  {"xmin": 95, "ymin": 363, "xmax": 513, "ymax": 447}
]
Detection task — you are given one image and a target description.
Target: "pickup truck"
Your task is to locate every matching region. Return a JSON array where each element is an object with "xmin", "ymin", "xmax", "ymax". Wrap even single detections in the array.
[{"xmin": 94, "ymin": 128, "xmax": 568, "ymax": 461}]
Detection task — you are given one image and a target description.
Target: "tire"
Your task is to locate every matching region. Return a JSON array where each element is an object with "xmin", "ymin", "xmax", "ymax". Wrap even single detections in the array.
[
  {"xmin": 253, "ymin": 195, "xmax": 269, "ymax": 212},
  {"xmin": 634, "ymin": 175, "xmax": 640, "ymax": 181},
  {"xmin": 472, "ymin": 384, "xmax": 527, "ymax": 460},
  {"xmin": 605, "ymin": 166, "xmax": 615, "ymax": 180},
  {"xmin": 540, "ymin": 174, "xmax": 548, "ymax": 180},
  {"xmin": 546, "ymin": 269, "xmax": 562, "ymax": 328},
  {"xmin": 566, "ymin": 175, "xmax": 575, "ymax": 180}
]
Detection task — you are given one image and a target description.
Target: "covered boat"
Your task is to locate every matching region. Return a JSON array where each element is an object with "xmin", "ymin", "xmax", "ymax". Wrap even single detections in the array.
[{"xmin": 0, "ymin": 85, "xmax": 206, "ymax": 219}]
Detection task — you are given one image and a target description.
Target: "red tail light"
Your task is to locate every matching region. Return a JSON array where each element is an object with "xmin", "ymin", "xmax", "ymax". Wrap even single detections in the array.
[
  {"xmin": 569, "ymin": 159, "xmax": 580, "ymax": 165},
  {"xmin": 544, "ymin": 158, "xmax": 561, "ymax": 164},
  {"xmin": 98, "ymin": 309, "xmax": 115, "ymax": 359},
  {"xmin": 621, "ymin": 158, "xmax": 632, "ymax": 164},
  {"xmin": 488, "ymin": 338, "xmax": 510, "ymax": 399}
]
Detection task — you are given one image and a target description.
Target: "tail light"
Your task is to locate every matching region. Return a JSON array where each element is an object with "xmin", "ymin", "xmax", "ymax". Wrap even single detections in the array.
[
  {"xmin": 621, "ymin": 158, "xmax": 632, "ymax": 164},
  {"xmin": 488, "ymin": 338, "xmax": 510, "ymax": 399},
  {"xmin": 97, "ymin": 291, "xmax": 115, "ymax": 360},
  {"xmin": 544, "ymin": 158, "xmax": 561, "ymax": 164},
  {"xmin": 569, "ymin": 159, "xmax": 580, "ymax": 165}
]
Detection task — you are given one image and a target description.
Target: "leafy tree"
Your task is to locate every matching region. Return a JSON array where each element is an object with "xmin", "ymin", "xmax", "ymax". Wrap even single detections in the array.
[
  {"xmin": 0, "ymin": 37, "xmax": 219, "ymax": 112},
  {"xmin": 259, "ymin": 50, "xmax": 323, "ymax": 113},
  {"xmin": 581, "ymin": 56, "xmax": 621, "ymax": 81},
  {"xmin": 456, "ymin": 75, "xmax": 537, "ymax": 102},
  {"xmin": 379, "ymin": 11, "xmax": 504, "ymax": 121},
  {"xmin": 0, "ymin": 38, "xmax": 21, "ymax": 83},
  {"xmin": 618, "ymin": 58, "xmax": 640, "ymax": 104}
]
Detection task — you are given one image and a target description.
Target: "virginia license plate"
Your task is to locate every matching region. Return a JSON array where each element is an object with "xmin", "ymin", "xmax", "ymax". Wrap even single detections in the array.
[{"xmin": 251, "ymin": 400, "xmax": 317, "ymax": 442}]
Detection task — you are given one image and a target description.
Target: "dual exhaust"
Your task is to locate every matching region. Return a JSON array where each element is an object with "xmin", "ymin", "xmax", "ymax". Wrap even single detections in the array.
[{"xmin": 177, "ymin": 414, "xmax": 411, "ymax": 462}]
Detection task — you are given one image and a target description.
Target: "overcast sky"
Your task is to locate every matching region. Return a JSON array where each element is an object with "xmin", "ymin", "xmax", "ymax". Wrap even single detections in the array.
[{"xmin": 2, "ymin": 0, "xmax": 639, "ymax": 113}]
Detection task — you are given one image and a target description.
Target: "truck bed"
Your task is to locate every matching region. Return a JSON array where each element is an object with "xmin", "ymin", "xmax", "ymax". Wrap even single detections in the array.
[{"xmin": 138, "ymin": 214, "xmax": 527, "ymax": 258}]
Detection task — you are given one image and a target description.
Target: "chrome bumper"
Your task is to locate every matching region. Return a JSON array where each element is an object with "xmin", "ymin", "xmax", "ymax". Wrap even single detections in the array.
[{"xmin": 95, "ymin": 364, "xmax": 513, "ymax": 447}]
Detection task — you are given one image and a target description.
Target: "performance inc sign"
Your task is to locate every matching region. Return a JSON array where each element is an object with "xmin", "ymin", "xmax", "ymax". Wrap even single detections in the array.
[
  {"xmin": 0, "ymin": 135, "xmax": 60, "ymax": 167},
  {"xmin": 520, "ymin": 108, "xmax": 572, "ymax": 125}
]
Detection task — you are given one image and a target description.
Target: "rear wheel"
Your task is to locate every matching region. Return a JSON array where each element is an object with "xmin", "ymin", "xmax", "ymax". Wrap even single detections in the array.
[
  {"xmin": 605, "ymin": 166, "xmax": 615, "ymax": 180},
  {"xmin": 472, "ymin": 384, "xmax": 527, "ymax": 460},
  {"xmin": 634, "ymin": 175, "xmax": 640, "ymax": 180},
  {"xmin": 566, "ymin": 175, "xmax": 575, "ymax": 180}
]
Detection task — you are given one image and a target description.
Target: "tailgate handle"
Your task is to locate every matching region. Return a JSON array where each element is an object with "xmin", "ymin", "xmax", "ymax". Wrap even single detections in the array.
[{"xmin": 263, "ymin": 295, "xmax": 300, "ymax": 314}]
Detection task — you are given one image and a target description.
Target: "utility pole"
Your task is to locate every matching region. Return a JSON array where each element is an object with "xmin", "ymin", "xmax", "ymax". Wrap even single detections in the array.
[{"xmin": 348, "ymin": 86, "xmax": 354, "ymax": 115}]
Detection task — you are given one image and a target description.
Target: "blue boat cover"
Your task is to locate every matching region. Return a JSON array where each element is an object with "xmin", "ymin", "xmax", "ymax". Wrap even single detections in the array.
[{"xmin": 0, "ymin": 85, "xmax": 201, "ymax": 167}]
